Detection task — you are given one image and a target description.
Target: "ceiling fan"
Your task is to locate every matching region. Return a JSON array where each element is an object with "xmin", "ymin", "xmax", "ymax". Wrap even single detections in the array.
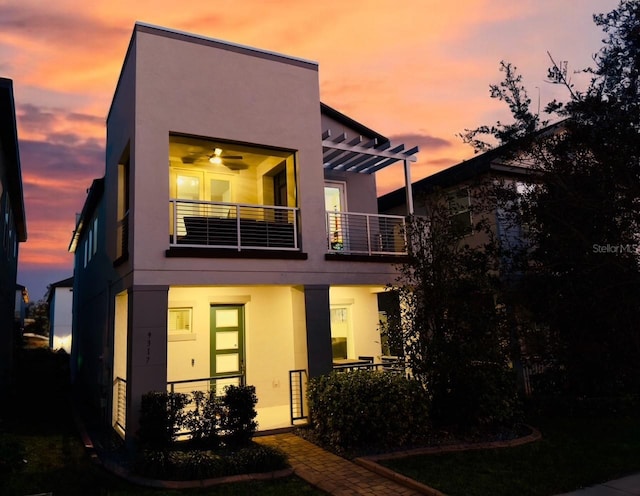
[{"xmin": 208, "ymin": 147, "xmax": 248, "ymax": 170}]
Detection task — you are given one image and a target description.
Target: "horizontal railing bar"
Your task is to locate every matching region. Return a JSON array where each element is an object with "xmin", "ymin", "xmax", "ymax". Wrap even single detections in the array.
[
  {"xmin": 326, "ymin": 211, "xmax": 405, "ymax": 221},
  {"xmin": 167, "ymin": 374, "xmax": 243, "ymax": 386},
  {"xmin": 170, "ymin": 198, "xmax": 298, "ymax": 211}
]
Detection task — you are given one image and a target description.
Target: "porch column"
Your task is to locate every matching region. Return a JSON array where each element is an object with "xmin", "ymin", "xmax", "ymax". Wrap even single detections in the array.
[
  {"xmin": 303, "ymin": 285, "xmax": 333, "ymax": 377},
  {"xmin": 124, "ymin": 284, "xmax": 169, "ymax": 449},
  {"xmin": 403, "ymin": 158, "xmax": 414, "ymax": 215}
]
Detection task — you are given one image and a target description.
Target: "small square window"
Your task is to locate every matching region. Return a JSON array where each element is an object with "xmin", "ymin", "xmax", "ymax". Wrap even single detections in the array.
[{"xmin": 168, "ymin": 308, "xmax": 195, "ymax": 341}]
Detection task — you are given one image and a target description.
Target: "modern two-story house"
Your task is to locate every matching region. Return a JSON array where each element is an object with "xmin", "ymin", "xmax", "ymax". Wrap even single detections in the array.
[
  {"xmin": 70, "ymin": 23, "xmax": 418, "ymax": 445},
  {"xmin": 0, "ymin": 78, "xmax": 27, "ymax": 386}
]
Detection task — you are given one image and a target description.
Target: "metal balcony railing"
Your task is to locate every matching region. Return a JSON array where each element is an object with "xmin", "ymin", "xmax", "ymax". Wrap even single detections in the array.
[
  {"xmin": 167, "ymin": 374, "xmax": 245, "ymax": 396},
  {"xmin": 170, "ymin": 199, "xmax": 298, "ymax": 251},
  {"xmin": 113, "ymin": 377, "xmax": 127, "ymax": 433},
  {"xmin": 289, "ymin": 369, "xmax": 308, "ymax": 424},
  {"xmin": 326, "ymin": 211, "xmax": 407, "ymax": 255}
]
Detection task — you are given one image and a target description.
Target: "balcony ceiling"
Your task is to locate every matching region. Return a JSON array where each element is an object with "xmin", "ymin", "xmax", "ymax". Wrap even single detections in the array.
[{"xmin": 322, "ymin": 130, "xmax": 418, "ymax": 174}]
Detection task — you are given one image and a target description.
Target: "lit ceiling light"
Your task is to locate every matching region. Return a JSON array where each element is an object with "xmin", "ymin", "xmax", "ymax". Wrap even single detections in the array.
[{"xmin": 209, "ymin": 147, "xmax": 223, "ymax": 164}]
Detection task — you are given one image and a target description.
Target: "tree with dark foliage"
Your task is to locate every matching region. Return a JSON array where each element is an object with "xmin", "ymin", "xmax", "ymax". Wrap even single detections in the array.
[
  {"xmin": 462, "ymin": 0, "xmax": 640, "ymax": 397},
  {"xmin": 391, "ymin": 190, "xmax": 519, "ymax": 428}
]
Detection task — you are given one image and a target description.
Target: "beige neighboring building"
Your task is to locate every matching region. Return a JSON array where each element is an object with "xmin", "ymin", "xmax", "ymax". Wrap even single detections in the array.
[{"xmin": 70, "ymin": 23, "xmax": 418, "ymax": 446}]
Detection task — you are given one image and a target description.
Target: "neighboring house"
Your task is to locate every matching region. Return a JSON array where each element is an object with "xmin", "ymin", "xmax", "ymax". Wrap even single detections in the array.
[
  {"xmin": 0, "ymin": 78, "xmax": 27, "ymax": 385},
  {"xmin": 379, "ymin": 137, "xmax": 539, "ymax": 271},
  {"xmin": 69, "ymin": 23, "xmax": 418, "ymax": 446},
  {"xmin": 47, "ymin": 277, "xmax": 74, "ymax": 353}
]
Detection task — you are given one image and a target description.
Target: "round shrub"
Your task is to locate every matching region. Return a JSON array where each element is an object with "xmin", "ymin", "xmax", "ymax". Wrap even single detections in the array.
[{"xmin": 307, "ymin": 370, "xmax": 429, "ymax": 452}]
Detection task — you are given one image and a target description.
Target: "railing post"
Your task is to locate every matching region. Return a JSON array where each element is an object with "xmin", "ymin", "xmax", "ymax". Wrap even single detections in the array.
[
  {"xmin": 365, "ymin": 213, "xmax": 372, "ymax": 255},
  {"xmin": 293, "ymin": 208, "xmax": 299, "ymax": 250},
  {"xmin": 236, "ymin": 205, "xmax": 241, "ymax": 251}
]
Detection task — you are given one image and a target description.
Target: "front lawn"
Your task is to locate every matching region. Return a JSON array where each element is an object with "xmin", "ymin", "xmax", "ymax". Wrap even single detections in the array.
[{"xmin": 380, "ymin": 411, "xmax": 640, "ymax": 496}]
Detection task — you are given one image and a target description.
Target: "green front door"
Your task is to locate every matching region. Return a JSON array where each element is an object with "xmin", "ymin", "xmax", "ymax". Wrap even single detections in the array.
[{"xmin": 210, "ymin": 305, "xmax": 245, "ymax": 391}]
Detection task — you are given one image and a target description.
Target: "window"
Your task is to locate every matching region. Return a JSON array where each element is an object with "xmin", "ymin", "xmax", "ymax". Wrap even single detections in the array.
[
  {"xmin": 325, "ymin": 182, "xmax": 347, "ymax": 250},
  {"xmin": 83, "ymin": 216, "xmax": 98, "ymax": 267},
  {"xmin": 210, "ymin": 179, "xmax": 231, "ymax": 203},
  {"xmin": 2, "ymin": 193, "xmax": 11, "ymax": 255},
  {"xmin": 116, "ymin": 149, "xmax": 130, "ymax": 262},
  {"xmin": 448, "ymin": 188, "xmax": 472, "ymax": 236},
  {"xmin": 273, "ymin": 168, "xmax": 287, "ymax": 207},
  {"xmin": 92, "ymin": 218, "xmax": 98, "ymax": 256},
  {"xmin": 168, "ymin": 307, "xmax": 195, "ymax": 341},
  {"xmin": 330, "ymin": 306, "xmax": 351, "ymax": 360}
]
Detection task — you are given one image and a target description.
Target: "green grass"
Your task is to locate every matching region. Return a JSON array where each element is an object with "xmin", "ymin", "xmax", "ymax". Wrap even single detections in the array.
[
  {"xmin": 380, "ymin": 413, "xmax": 640, "ymax": 496},
  {"xmin": 0, "ymin": 348, "xmax": 325, "ymax": 496}
]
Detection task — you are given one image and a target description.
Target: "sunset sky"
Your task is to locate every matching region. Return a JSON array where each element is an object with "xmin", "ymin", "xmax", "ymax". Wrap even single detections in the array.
[{"xmin": 1, "ymin": 0, "xmax": 618, "ymax": 300}]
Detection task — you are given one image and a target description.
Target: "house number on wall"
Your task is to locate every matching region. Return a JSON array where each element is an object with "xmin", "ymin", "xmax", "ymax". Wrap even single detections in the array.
[{"xmin": 146, "ymin": 331, "xmax": 152, "ymax": 364}]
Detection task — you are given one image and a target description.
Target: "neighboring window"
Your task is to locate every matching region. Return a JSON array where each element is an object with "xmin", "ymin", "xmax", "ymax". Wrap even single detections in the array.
[
  {"xmin": 88, "ymin": 227, "xmax": 93, "ymax": 261},
  {"xmin": 168, "ymin": 307, "xmax": 195, "ymax": 341},
  {"xmin": 83, "ymin": 217, "xmax": 97, "ymax": 267},
  {"xmin": 92, "ymin": 218, "xmax": 98, "ymax": 256},
  {"xmin": 448, "ymin": 188, "xmax": 472, "ymax": 236},
  {"xmin": 514, "ymin": 180, "xmax": 535, "ymax": 237},
  {"xmin": 3, "ymin": 193, "xmax": 11, "ymax": 255}
]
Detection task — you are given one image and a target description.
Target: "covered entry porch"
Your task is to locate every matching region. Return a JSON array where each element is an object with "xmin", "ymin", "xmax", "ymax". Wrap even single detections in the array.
[{"xmin": 111, "ymin": 283, "xmax": 394, "ymax": 440}]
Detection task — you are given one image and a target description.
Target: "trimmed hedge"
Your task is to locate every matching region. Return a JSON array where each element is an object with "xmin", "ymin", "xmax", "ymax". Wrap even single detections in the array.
[
  {"xmin": 307, "ymin": 370, "xmax": 430, "ymax": 452},
  {"xmin": 135, "ymin": 443, "xmax": 287, "ymax": 480}
]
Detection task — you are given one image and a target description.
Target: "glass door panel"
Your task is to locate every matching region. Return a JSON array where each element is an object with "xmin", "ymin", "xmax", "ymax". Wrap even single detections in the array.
[
  {"xmin": 325, "ymin": 182, "xmax": 347, "ymax": 250},
  {"xmin": 210, "ymin": 305, "xmax": 244, "ymax": 393},
  {"xmin": 208, "ymin": 178, "xmax": 232, "ymax": 218},
  {"xmin": 175, "ymin": 173, "xmax": 202, "ymax": 236},
  {"xmin": 330, "ymin": 305, "xmax": 351, "ymax": 360}
]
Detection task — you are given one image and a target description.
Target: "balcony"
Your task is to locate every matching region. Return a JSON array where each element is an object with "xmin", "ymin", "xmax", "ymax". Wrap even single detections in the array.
[
  {"xmin": 170, "ymin": 199, "xmax": 299, "ymax": 251},
  {"xmin": 326, "ymin": 211, "xmax": 407, "ymax": 256}
]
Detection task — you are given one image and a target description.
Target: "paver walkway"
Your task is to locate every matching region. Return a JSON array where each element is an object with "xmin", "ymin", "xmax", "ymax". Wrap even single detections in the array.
[{"xmin": 255, "ymin": 432, "xmax": 426, "ymax": 496}]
